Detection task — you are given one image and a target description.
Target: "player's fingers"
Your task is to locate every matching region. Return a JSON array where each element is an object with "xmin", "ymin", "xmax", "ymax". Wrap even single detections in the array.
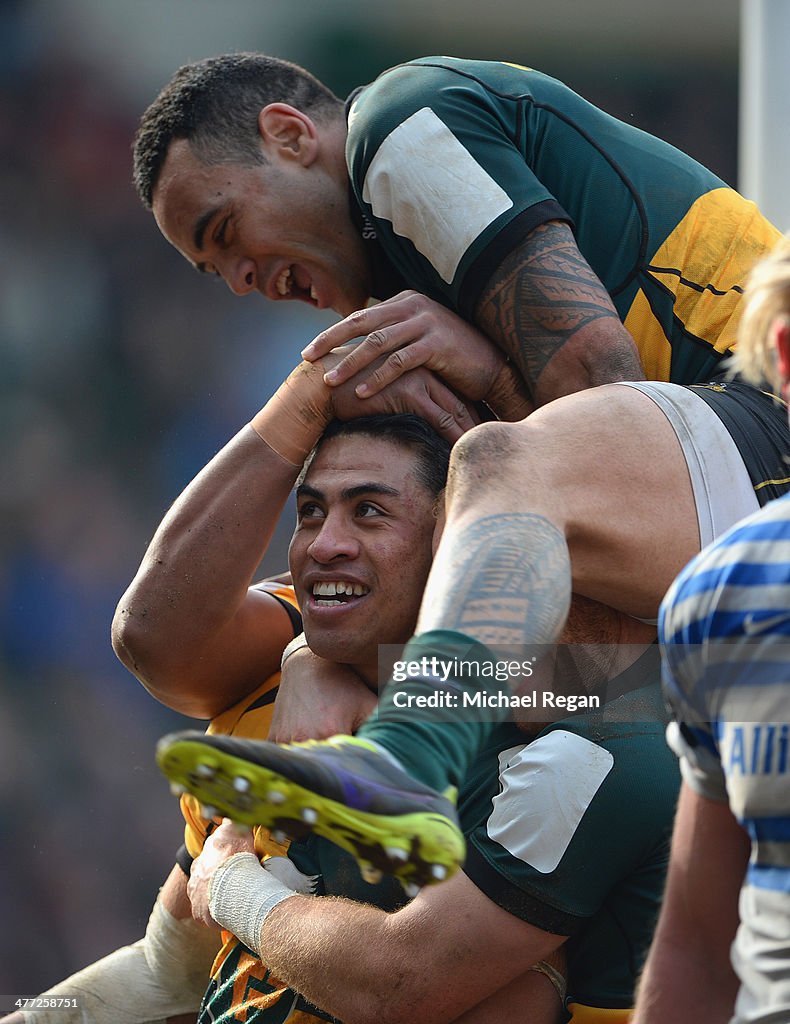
[
  {"xmin": 301, "ymin": 302, "xmax": 399, "ymax": 362},
  {"xmin": 411, "ymin": 380, "xmax": 479, "ymax": 442},
  {"xmin": 301, "ymin": 314, "xmax": 363, "ymax": 362},
  {"xmin": 322, "ymin": 320, "xmax": 420, "ymax": 387},
  {"xmin": 352, "ymin": 340, "xmax": 434, "ymax": 397},
  {"xmin": 433, "ymin": 384, "xmax": 480, "ymax": 436},
  {"xmin": 302, "ymin": 290, "xmax": 426, "ymax": 360},
  {"xmin": 186, "ymin": 874, "xmax": 207, "ymax": 924}
]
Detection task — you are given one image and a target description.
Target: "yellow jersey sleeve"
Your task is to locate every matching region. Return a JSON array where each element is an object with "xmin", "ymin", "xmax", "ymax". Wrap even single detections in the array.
[{"xmin": 181, "ymin": 585, "xmax": 299, "ymax": 861}]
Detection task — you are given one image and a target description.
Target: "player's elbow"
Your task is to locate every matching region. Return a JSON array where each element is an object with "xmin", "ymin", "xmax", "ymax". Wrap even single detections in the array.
[
  {"xmin": 343, "ymin": 995, "xmax": 429, "ymax": 1024},
  {"xmin": 111, "ymin": 595, "xmax": 147, "ymax": 675},
  {"xmin": 111, "ymin": 592, "xmax": 168, "ymax": 684},
  {"xmin": 534, "ymin": 326, "xmax": 645, "ymax": 405},
  {"xmin": 111, "ymin": 600, "xmax": 217, "ymax": 717},
  {"xmin": 341, "ymin": 969, "xmax": 454, "ymax": 1024}
]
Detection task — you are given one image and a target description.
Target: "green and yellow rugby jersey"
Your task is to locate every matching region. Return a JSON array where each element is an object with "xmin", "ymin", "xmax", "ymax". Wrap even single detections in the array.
[
  {"xmin": 463, "ymin": 655, "xmax": 680, "ymax": 1020},
  {"xmin": 180, "ymin": 583, "xmax": 301, "ymax": 863},
  {"xmin": 202, "ymin": 649, "xmax": 679, "ymax": 1023},
  {"xmin": 346, "ymin": 57, "xmax": 780, "ymax": 383},
  {"xmin": 179, "ymin": 585, "xmax": 309, "ymax": 1023}
]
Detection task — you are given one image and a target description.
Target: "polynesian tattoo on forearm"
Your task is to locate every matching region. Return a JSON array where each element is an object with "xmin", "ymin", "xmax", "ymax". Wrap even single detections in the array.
[
  {"xmin": 474, "ymin": 221, "xmax": 642, "ymax": 395},
  {"xmin": 426, "ymin": 512, "xmax": 571, "ymax": 648}
]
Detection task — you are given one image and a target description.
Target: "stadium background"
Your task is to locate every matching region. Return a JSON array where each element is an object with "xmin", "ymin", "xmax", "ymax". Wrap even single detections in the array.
[{"xmin": 0, "ymin": 0, "xmax": 754, "ymax": 994}]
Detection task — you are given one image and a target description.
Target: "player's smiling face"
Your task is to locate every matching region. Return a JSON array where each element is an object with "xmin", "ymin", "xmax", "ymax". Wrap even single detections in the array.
[
  {"xmin": 288, "ymin": 434, "xmax": 438, "ymax": 683},
  {"xmin": 152, "ymin": 134, "xmax": 372, "ymax": 317}
]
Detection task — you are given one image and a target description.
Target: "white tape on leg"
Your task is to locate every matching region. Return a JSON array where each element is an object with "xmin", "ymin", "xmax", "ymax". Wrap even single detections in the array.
[{"xmin": 19, "ymin": 898, "xmax": 220, "ymax": 1024}]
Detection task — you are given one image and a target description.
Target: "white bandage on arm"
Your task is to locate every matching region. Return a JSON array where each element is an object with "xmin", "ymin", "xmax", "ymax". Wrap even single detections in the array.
[
  {"xmin": 20, "ymin": 897, "xmax": 220, "ymax": 1024},
  {"xmin": 208, "ymin": 852, "xmax": 297, "ymax": 958}
]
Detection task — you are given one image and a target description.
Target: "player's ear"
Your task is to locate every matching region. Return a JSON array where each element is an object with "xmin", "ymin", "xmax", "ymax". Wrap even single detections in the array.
[
  {"xmin": 772, "ymin": 315, "xmax": 790, "ymax": 399},
  {"xmin": 258, "ymin": 104, "xmax": 319, "ymax": 166}
]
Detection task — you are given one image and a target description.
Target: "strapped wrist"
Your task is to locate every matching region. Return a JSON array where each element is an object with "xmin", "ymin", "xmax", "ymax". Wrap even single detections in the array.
[
  {"xmin": 250, "ymin": 361, "xmax": 333, "ymax": 467},
  {"xmin": 208, "ymin": 852, "xmax": 295, "ymax": 956}
]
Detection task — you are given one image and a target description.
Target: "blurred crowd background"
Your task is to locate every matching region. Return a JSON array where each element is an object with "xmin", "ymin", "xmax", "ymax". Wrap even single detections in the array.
[{"xmin": 0, "ymin": 0, "xmax": 743, "ymax": 995}]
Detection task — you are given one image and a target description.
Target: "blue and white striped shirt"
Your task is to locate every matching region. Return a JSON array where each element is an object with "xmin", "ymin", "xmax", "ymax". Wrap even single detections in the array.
[{"xmin": 660, "ymin": 492, "xmax": 790, "ymax": 1023}]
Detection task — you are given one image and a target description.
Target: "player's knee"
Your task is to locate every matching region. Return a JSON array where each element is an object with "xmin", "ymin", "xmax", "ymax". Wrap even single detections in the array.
[
  {"xmin": 450, "ymin": 420, "xmax": 525, "ymax": 480},
  {"xmin": 446, "ymin": 418, "xmax": 564, "ymax": 522},
  {"xmin": 448, "ymin": 419, "xmax": 543, "ymax": 497}
]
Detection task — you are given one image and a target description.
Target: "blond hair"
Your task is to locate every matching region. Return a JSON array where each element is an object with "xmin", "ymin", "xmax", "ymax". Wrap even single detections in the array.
[{"xmin": 735, "ymin": 232, "xmax": 790, "ymax": 391}]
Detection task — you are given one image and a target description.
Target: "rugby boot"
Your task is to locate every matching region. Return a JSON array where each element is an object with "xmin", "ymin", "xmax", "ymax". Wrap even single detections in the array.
[{"xmin": 156, "ymin": 731, "xmax": 464, "ymax": 892}]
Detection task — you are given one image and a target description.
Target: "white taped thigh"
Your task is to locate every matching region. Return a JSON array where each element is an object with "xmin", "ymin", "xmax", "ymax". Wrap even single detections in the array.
[{"xmin": 620, "ymin": 382, "xmax": 759, "ymax": 548}]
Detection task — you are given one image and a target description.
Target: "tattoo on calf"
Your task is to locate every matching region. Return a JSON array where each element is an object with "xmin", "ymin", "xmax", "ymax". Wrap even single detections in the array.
[{"xmin": 437, "ymin": 513, "xmax": 571, "ymax": 647}]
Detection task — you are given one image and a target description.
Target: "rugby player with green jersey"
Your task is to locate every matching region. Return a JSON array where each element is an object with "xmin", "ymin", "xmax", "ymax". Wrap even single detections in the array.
[
  {"xmin": 15, "ymin": 414, "xmax": 590, "ymax": 1023},
  {"xmin": 303, "ymin": 54, "xmax": 778, "ymax": 393},
  {"xmin": 138, "ymin": 52, "xmax": 780, "ymax": 414},
  {"xmin": 197, "ymin": 652, "xmax": 678, "ymax": 1024},
  {"xmin": 336, "ymin": 56, "xmax": 780, "ymax": 385},
  {"xmin": 113, "ymin": 401, "xmax": 677, "ymax": 1023}
]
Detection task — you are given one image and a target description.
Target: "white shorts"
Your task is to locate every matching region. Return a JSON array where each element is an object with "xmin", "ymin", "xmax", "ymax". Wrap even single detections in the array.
[{"xmin": 620, "ymin": 381, "xmax": 760, "ymax": 549}]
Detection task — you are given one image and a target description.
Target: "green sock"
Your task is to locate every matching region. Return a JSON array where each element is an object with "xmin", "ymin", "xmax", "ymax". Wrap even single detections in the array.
[{"xmin": 358, "ymin": 629, "xmax": 507, "ymax": 794}]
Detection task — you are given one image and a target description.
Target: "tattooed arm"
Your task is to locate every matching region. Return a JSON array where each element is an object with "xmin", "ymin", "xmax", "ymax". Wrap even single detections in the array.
[
  {"xmin": 299, "ymin": 221, "xmax": 643, "ymax": 412},
  {"xmin": 474, "ymin": 222, "xmax": 644, "ymax": 406}
]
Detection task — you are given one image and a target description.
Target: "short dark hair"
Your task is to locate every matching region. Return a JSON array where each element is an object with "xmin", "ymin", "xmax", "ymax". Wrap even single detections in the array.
[
  {"xmin": 302, "ymin": 415, "xmax": 451, "ymax": 498},
  {"xmin": 133, "ymin": 53, "xmax": 342, "ymax": 208}
]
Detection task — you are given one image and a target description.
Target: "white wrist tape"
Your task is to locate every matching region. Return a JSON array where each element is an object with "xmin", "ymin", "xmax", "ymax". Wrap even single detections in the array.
[
  {"xmin": 20, "ymin": 897, "xmax": 220, "ymax": 1024},
  {"xmin": 208, "ymin": 852, "xmax": 296, "ymax": 957},
  {"xmin": 280, "ymin": 631, "xmax": 309, "ymax": 669}
]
